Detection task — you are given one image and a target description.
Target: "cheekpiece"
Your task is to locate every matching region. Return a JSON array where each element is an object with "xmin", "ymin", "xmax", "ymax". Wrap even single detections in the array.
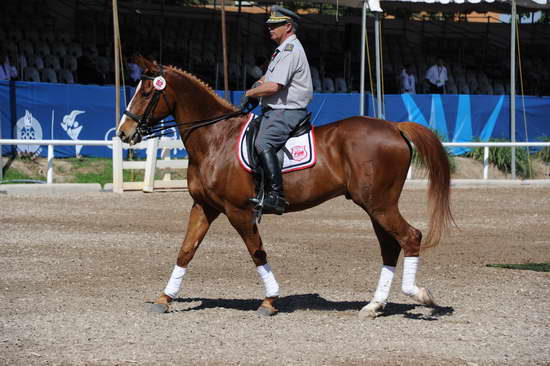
[{"xmin": 266, "ymin": 5, "xmax": 300, "ymax": 24}]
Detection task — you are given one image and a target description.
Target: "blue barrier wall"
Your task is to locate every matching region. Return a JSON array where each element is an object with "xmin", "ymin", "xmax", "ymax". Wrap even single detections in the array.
[{"xmin": 1, "ymin": 81, "xmax": 549, "ymax": 158}]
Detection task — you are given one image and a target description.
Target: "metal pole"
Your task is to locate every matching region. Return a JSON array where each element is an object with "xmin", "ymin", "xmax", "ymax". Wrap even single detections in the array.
[
  {"xmin": 221, "ymin": 0, "xmax": 230, "ymax": 100},
  {"xmin": 112, "ymin": 0, "xmax": 121, "ymax": 127},
  {"xmin": 360, "ymin": 0, "xmax": 367, "ymax": 115},
  {"xmin": 510, "ymin": 0, "xmax": 517, "ymax": 179},
  {"xmin": 375, "ymin": 13, "xmax": 382, "ymax": 118}
]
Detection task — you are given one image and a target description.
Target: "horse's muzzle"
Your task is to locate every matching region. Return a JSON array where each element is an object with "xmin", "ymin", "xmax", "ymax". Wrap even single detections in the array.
[{"xmin": 117, "ymin": 129, "xmax": 142, "ymax": 145}]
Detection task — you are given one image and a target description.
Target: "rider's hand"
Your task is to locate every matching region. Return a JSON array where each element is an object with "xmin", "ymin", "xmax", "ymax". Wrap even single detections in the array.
[{"xmin": 240, "ymin": 93, "xmax": 259, "ymax": 112}]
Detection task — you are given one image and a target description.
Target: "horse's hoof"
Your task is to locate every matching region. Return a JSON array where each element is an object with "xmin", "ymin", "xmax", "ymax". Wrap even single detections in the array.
[
  {"xmin": 257, "ymin": 306, "xmax": 277, "ymax": 317},
  {"xmin": 359, "ymin": 301, "xmax": 385, "ymax": 319},
  {"xmin": 413, "ymin": 288, "xmax": 437, "ymax": 307},
  {"xmin": 149, "ymin": 303, "xmax": 170, "ymax": 313}
]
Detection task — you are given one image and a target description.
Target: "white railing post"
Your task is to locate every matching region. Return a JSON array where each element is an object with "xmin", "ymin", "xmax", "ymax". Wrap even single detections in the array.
[
  {"xmin": 47, "ymin": 144, "xmax": 54, "ymax": 184},
  {"xmin": 483, "ymin": 146, "xmax": 489, "ymax": 180},
  {"xmin": 112, "ymin": 137, "xmax": 124, "ymax": 193},
  {"xmin": 143, "ymin": 137, "xmax": 159, "ymax": 193}
]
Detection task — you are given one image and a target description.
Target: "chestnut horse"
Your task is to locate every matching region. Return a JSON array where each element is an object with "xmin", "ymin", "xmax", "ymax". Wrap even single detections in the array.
[{"xmin": 117, "ymin": 57, "xmax": 453, "ymax": 317}]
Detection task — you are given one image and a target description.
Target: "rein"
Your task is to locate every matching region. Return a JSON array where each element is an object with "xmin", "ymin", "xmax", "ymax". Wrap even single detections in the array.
[{"xmin": 123, "ymin": 65, "xmax": 247, "ymax": 142}]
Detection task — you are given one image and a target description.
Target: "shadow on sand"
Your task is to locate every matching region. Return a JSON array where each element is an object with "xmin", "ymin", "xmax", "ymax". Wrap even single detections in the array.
[{"xmin": 150, "ymin": 293, "xmax": 454, "ymax": 319}]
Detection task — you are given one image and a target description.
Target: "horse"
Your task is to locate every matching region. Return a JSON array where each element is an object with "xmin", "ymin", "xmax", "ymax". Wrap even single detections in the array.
[{"xmin": 117, "ymin": 56, "xmax": 453, "ymax": 318}]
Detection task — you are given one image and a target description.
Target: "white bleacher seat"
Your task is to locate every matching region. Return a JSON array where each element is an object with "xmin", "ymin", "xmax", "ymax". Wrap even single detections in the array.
[
  {"xmin": 51, "ymin": 43, "xmax": 67, "ymax": 57},
  {"xmin": 335, "ymin": 77, "xmax": 347, "ymax": 93},
  {"xmin": 28, "ymin": 54, "xmax": 44, "ymax": 69},
  {"xmin": 322, "ymin": 77, "xmax": 335, "ymax": 93},
  {"xmin": 19, "ymin": 40, "xmax": 34, "ymax": 56},
  {"xmin": 58, "ymin": 69, "xmax": 75, "ymax": 84},
  {"xmin": 35, "ymin": 42, "xmax": 51, "ymax": 56},
  {"xmin": 41, "ymin": 68, "xmax": 58, "ymax": 83},
  {"xmin": 63, "ymin": 54, "xmax": 78, "ymax": 71},
  {"xmin": 44, "ymin": 54, "xmax": 61, "ymax": 70},
  {"xmin": 23, "ymin": 67, "xmax": 41, "ymax": 82}
]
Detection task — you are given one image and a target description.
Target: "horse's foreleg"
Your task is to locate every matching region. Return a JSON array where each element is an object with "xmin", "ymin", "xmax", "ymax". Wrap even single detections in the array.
[
  {"xmin": 151, "ymin": 202, "xmax": 219, "ymax": 313},
  {"xmin": 226, "ymin": 208, "xmax": 279, "ymax": 316}
]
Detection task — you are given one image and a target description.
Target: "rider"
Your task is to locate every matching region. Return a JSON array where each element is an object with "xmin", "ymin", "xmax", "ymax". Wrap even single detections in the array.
[{"xmin": 241, "ymin": 5, "xmax": 313, "ymax": 215}]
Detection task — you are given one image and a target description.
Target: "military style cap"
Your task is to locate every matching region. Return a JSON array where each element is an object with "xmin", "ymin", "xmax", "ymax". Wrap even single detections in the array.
[{"xmin": 266, "ymin": 5, "xmax": 300, "ymax": 24}]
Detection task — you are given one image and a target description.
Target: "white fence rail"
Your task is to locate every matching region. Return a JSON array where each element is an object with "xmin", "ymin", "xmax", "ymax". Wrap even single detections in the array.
[
  {"xmin": 0, "ymin": 138, "xmax": 188, "ymax": 192},
  {"xmin": 1, "ymin": 139, "xmax": 549, "ymax": 189}
]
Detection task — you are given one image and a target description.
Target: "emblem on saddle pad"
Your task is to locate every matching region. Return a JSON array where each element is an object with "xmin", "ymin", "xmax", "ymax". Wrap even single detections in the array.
[
  {"xmin": 291, "ymin": 146, "xmax": 307, "ymax": 161},
  {"xmin": 153, "ymin": 76, "xmax": 166, "ymax": 91},
  {"xmin": 238, "ymin": 114, "xmax": 316, "ymax": 174}
]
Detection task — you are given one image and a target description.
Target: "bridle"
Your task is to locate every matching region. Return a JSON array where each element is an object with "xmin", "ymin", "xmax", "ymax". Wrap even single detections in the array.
[{"xmin": 122, "ymin": 64, "xmax": 247, "ymax": 143}]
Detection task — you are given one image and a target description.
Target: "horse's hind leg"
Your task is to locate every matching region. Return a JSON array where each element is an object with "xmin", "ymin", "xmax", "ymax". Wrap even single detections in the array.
[
  {"xmin": 361, "ymin": 206, "xmax": 436, "ymax": 318},
  {"xmin": 151, "ymin": 202, "xmax": 220, "ymax": 313},
  {"xmin": 360, "ymin": 219, "xmax": 401, "ymax": 318},
  {"xmin": 226, "ymin": 207, "xmax": 280, "ymax": 316}
]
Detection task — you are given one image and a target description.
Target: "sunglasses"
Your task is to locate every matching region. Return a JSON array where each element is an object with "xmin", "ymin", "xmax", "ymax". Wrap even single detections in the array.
[{"xmin": 267, "ymin": 22, "xmax": 289, "ymax": 30}]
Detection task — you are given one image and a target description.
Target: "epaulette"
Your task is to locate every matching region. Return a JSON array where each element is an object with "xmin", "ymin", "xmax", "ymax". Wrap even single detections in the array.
[{"xmin": 284, "ymin": 43, "xmax": 294, "ymax": 52}]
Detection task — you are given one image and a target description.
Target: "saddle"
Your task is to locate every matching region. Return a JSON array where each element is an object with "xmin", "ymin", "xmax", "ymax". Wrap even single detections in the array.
[{"xmin": 245, "ymin": 112, "xmax": 312, "ymax": 173}]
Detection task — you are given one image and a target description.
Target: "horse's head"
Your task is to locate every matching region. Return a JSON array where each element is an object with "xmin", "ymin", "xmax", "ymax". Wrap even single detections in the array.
[{"xmin": 117, "ymin": 56, "xmax": 176, "ymax": 145}]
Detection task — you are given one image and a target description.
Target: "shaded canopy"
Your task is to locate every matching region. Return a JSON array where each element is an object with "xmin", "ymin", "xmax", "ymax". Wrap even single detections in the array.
[{"xmin": 280, "ymin": 0, "xmax": 550, "ymax": 12}]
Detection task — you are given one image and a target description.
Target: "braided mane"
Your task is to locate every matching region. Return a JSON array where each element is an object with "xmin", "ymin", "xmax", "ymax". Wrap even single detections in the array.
[{"xmin": 166, "ymin": 65, "xmax": 238, "ymax": 112}]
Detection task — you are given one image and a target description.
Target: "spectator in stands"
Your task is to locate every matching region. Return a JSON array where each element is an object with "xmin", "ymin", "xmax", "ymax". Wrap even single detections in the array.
[
  {"xmin": 400, "ymin": 64, "xmax": 416, "ymax": 94},
  {"xmin": 425, "ymin": 58, "xmax": 448, "ymax": 94},
  {"xmin": 0, "ymin": 49, "xmax": 18, "ymax": 81}
]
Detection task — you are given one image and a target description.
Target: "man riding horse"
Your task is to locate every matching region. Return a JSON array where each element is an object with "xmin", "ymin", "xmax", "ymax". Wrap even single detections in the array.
[{"xmin": 240, "ymin": 5, "xmax": 313, "ymax": 215}]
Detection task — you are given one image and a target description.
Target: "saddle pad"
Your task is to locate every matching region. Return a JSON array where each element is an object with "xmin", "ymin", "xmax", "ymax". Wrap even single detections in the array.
[{"xmin": 237, "ymin": 114, "xmax": 317, "ymax": 174}]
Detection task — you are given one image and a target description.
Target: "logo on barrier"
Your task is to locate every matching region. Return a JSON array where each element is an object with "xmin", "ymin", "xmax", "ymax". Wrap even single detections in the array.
[
  {"xmin": 16, "ymin": 110, "xmax": 43, "ymax": 155},
  {"xmin": 61, "ymin": 110, "xmax": 85, "ymax": 156}
]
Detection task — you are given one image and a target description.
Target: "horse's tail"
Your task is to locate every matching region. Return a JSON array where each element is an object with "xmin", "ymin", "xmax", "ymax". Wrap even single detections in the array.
[{"xmin": 397, "ymin": 122, "xmax": 454, "ymax": 249}]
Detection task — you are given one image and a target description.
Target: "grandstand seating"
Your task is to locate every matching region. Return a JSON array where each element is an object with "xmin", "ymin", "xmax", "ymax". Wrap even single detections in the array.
[
  {"xmin": 23, "ymin": 67, "xmax": 40, "ymax": 82},
  {"xmin": 1, "ymin": 0, "xmax": 548, "ymax": 96},
  {"xmin": 41, "ymin": 68, "xmax": 58, "ymax": 83}
]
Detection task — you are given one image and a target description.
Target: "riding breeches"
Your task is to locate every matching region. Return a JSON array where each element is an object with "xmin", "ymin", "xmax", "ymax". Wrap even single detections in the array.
[{"xmin": 254, "ymin": 108, "xmax": 308, "ymax": 153}]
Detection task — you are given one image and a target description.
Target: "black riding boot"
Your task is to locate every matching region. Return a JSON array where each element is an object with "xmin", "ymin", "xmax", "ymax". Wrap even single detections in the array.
[{"xmin": 250, "ymin": 149, "xmax": 287, "ymax": 215}]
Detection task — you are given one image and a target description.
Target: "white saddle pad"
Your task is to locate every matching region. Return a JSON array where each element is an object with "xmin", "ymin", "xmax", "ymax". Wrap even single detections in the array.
[{"xmin": 238, "ymin": 114, "xmax": 317, "ymax": 174}]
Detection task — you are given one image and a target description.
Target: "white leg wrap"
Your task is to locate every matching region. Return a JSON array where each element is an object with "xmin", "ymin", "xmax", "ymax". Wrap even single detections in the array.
[
  {"xmin": 256, "ymin": 264, "xmax": 279, "ymax": 298},
  {"xmin": 373, "ymin": 265, "xmax": 396, "ymax": 304},
  {"xmin": 402, "ymin": 256, "xmax": 420, "ymax": 297},
  {"xmin": 164, "ymin": 265, "xmax": 187, "ymax": 299}
]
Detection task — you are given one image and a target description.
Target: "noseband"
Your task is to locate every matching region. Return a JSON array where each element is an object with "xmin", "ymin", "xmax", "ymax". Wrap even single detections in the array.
[{"xmin": 122, "ymin": 65, "xmax": 247, "ymax": 143}]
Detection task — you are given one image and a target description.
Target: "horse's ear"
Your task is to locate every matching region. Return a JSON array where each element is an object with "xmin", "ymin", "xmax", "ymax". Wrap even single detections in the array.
[{"xmin": 134, "ymin": 55, "xmax": 157, "ymax": 73}]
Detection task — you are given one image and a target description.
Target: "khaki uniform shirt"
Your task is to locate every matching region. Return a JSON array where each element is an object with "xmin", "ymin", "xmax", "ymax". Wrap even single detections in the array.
[{"xmin": 262, "ymin": 34, "xmax": 313, "ymax": 109}]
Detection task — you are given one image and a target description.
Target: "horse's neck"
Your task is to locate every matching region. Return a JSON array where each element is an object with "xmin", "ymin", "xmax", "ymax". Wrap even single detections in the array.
[{"xmin": 172, "ymin": 73, "xmax": 238, "ymax": 157}]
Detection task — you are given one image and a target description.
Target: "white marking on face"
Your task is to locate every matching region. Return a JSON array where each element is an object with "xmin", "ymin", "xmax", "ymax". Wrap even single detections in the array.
[{"xmin": 117, "ymin": 80, "xmax": 142, "ymax": 134}]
